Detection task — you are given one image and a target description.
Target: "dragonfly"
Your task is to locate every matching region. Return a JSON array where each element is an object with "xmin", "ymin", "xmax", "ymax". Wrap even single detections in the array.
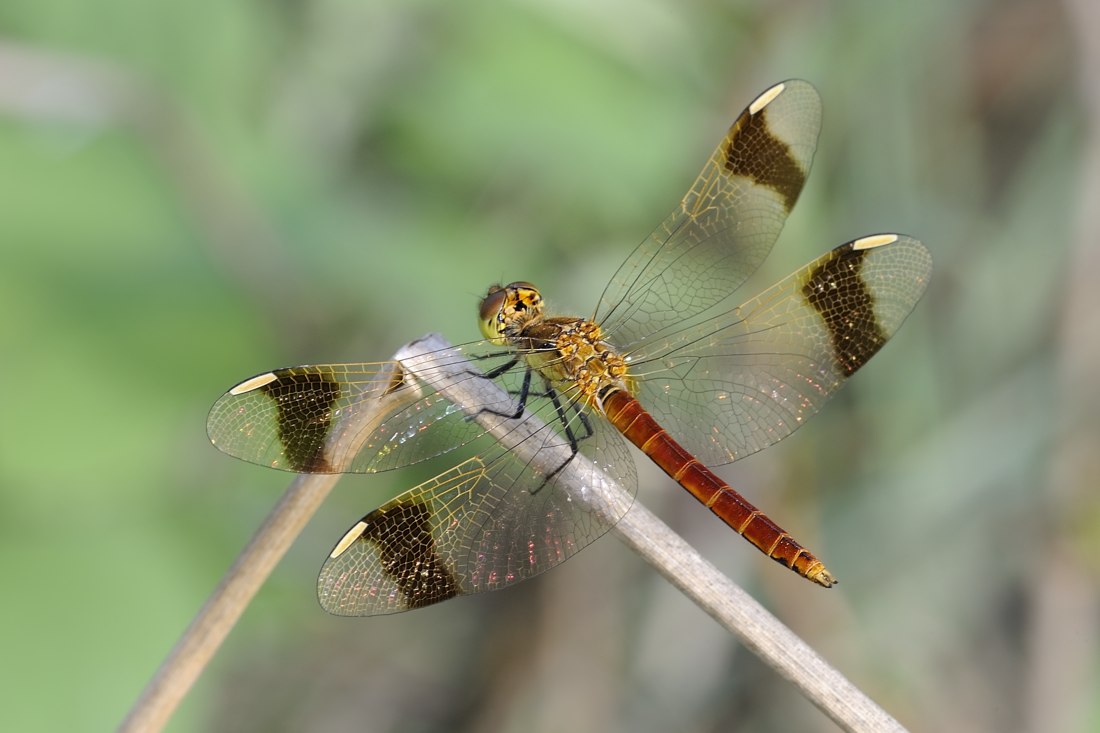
[{"xmin": 208, "ymin": 80, "xmax": 931, "ymax": 615}]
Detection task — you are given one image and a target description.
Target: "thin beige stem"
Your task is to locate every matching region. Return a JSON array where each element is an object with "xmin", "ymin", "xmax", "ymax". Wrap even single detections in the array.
[
  {"xmin": 123, "ymin": 333, "xmax": 905, "ymax": 733},
  {"xmin": 614, "ymin": 506, "xmax": 904, "ymax": 732},
  {"xmin": 119, "ymin": 360, "xmax": 409, "ymax": 733},
  {"xmin": 118, "ymin": 474, "xmax": 340, "ymax": 733}
]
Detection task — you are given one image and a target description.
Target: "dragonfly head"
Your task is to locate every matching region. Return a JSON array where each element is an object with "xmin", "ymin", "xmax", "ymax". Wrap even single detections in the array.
[{"xmin": 479, "ymin": 281, "xmax": 543, "ymax": 346}]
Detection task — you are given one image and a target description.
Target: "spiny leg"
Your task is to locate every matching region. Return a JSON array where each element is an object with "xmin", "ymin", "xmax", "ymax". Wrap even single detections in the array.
[
  {"xmin": 531, "ymin": 382, "xmax": 592, "ymax": 493},
  {"xmin": 467, "ymin": 353, "xmax": 519, "ymax": 379},
  {"xmin": 468, "ymin": 363, "xmax": 533, "ymax": 421}
]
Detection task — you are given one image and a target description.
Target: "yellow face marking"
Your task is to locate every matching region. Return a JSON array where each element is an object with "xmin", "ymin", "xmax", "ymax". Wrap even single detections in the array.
[
  {"xmin": 330, "ymin": 520, "xmax": 369, "ymax": 559},
  {"xmin": 749, "ymin": 81, "xmax": 786, "ymax": 115},
  {"xmin": 478, "ymin": 282, "xmax": 544, "ymax": 345},
  {"xmin": 228, "ymin": 372, "xmax": 278, "ymax": 395},
  {"xmin": 852, "ymin": 233, "xmax": 898, "ymax": 251}
]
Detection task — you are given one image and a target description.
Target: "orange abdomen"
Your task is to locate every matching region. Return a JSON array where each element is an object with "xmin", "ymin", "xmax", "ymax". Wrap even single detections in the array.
[{"xmin": 601, "ymin": 388, "xmax": 835, "ymax": 586}]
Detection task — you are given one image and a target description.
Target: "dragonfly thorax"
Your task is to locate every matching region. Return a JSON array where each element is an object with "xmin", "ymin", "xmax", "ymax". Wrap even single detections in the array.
[{"xmin": 536, "ymin": 318, "xmax": 632, "ymax": 409}]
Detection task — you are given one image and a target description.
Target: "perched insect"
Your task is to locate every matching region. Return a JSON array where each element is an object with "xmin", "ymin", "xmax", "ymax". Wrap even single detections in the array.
[{"xmin": 209, "ymin": 80, "xmax": 931, "ymax": 615}]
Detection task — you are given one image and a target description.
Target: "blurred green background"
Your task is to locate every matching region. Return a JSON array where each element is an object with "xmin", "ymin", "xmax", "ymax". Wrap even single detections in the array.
[{"xmin": 2, "ymin": 0, "xmax": 1096, "ymax": 731}]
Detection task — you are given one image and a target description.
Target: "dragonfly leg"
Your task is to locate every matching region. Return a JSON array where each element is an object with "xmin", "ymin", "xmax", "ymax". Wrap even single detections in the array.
[
  {"xmin": 567, "ymin": 397, "xmax": 594, "ymax": 442},
  {"xmin": 530, "ymin": 386, "xmax": 593, "ymax": 494},
  {"xmin": 467, "ymin": 364, "xmax": 533, "ymax": 422},
  {"xmin": 466, "ymin": 354, "xmax": 519, "ymax": 379}
]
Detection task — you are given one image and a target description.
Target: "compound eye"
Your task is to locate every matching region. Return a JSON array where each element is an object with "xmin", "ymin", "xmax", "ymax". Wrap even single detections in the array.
[{"xmin": 478, "ymin": 287, "xmax": 508, "ymax": 341}]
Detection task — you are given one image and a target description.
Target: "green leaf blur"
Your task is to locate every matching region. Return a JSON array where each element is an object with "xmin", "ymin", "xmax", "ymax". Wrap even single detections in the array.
[{"xmin": 1, "ymin": 1, "xmax": 1094, "ymax": 732}]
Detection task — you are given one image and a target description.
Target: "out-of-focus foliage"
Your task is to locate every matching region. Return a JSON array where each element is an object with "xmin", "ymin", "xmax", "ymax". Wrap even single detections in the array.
[{"xmin": 1, "ymin": 0, "xmax": 1096, "ymax": 731}]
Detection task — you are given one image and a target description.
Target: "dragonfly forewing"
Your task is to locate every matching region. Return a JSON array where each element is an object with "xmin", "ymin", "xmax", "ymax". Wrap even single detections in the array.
[
  {"xmin": 595, "ymin": 80, "xmax": 822, "ymax": 347},
  {"xmin": 206, "ymin": 346, "xmax": 532, "ymax": 474}
]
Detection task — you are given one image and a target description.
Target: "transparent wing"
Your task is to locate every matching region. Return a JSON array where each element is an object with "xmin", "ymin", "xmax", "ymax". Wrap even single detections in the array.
[
  {"xmin": 316, "ymin": 383, "xmax": 636, "ymax": 616},
  {"xmin": 594, "ymin": 80, "xmax": 821, "ymax": 348},
  {"xmin": 624, "ymin": 235, "xmax": 931, "ymax": 466},
  {"xmin": 206, "ymin": 344, "xmax": 530, "ymax": 473}
]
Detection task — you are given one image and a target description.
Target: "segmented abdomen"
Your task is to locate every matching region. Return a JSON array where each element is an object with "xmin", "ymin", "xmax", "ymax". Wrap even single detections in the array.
[{"xmin": 601, "ymin": 388, "xmax": 834, "ymax": 586}]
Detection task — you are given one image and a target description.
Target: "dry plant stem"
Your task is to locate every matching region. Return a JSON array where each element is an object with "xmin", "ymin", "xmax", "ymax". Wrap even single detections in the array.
[
  {"xmin": 119, "ymin": 474, "xmax": 340, "ymax": 733},
  {"xmin": 119, "ymin": 362, "xmax": 408, "ymax": 733},
  {"xmin": 123, "ymin": 334, "xmax": 904, "ymax": 733},
  {"xmin": 615, "ymin": 507, "xmax": 903, "ymax": 732},
  {"xmin": 403, "ymin": 333, "xmax": 906, "ymax": 733}
]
